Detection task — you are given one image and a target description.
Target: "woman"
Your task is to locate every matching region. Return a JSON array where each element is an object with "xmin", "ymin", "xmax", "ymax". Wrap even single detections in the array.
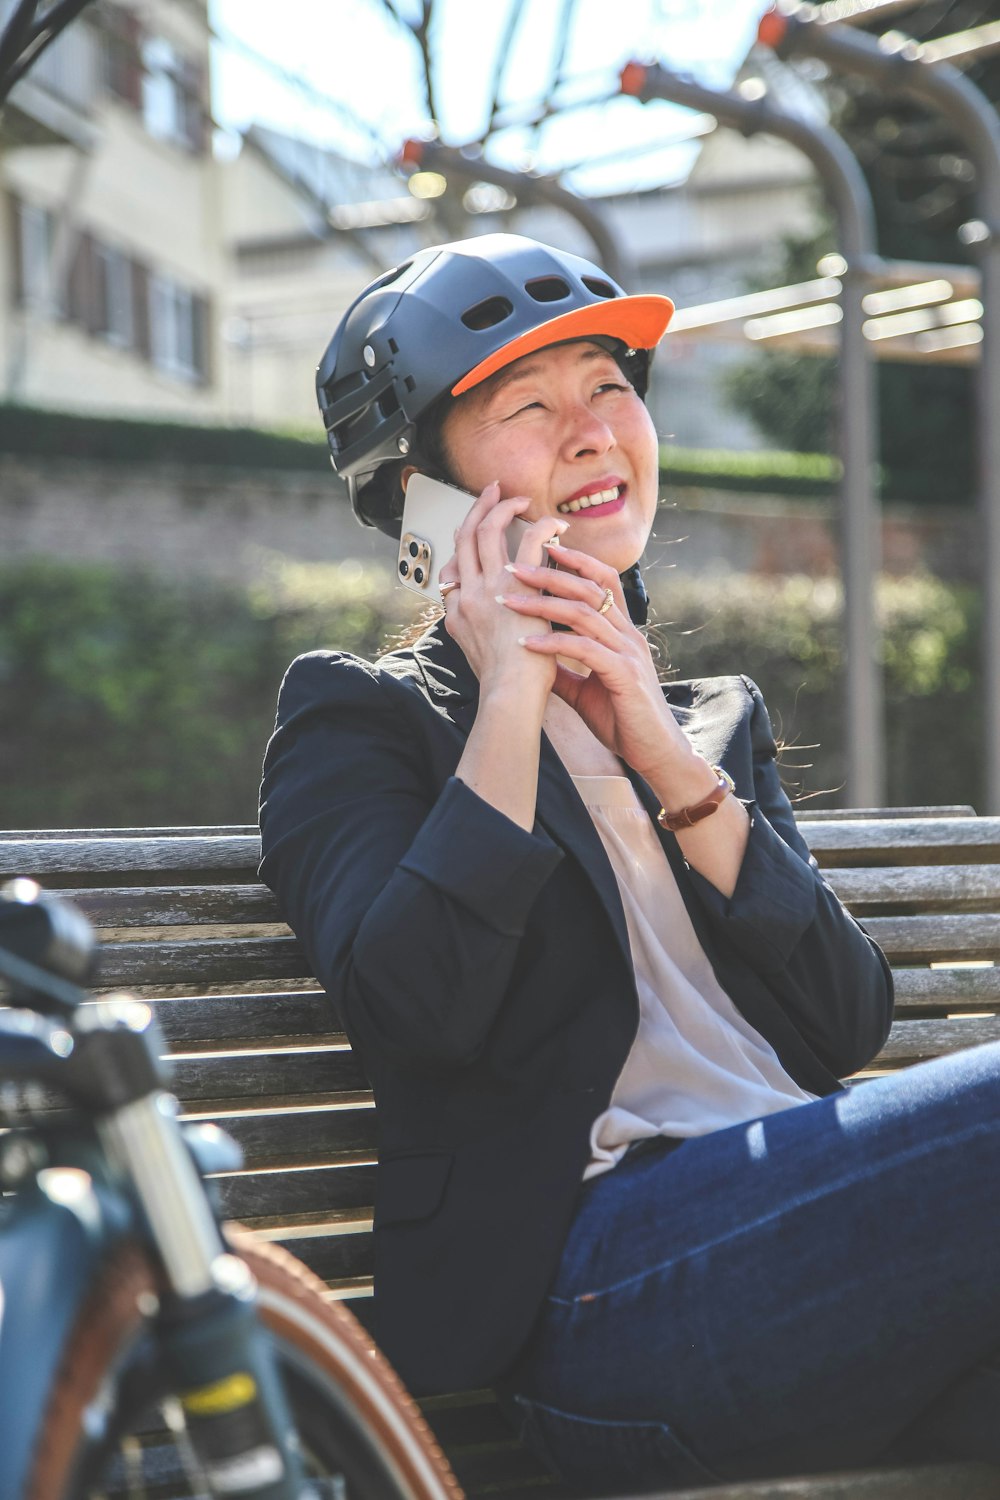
[{"xmin": 260, "ymin": 235, "xmax": 1000, "ymax": 1492}]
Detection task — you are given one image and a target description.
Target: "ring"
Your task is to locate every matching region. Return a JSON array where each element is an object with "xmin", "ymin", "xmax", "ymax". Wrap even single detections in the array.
[
  {"xmin": 439, "ymin": 580, "xmax": 460, "ymax": 598},
  {"xmin": 597, "ymin": 587, "xmax": 614, "ymax": 616}
]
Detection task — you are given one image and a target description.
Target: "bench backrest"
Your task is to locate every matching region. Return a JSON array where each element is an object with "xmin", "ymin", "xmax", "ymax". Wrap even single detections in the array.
[{"xmin": 2, "ymin": 810, "xmax": 998, "ymax": 1498}]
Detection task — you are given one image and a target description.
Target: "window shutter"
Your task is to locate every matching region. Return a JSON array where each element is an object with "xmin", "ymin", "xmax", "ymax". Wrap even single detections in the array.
[
  {"xmin": 182, "ymin": 59, "xmax": 208, "ymax": 153},
  {"xmin": 192, "ymin": 292, "xmax": 212, "ymax": 384},
  {"xmin": 67, "ymin": 230, "xmax": 103, "ymax": 334},
  {"xmin": 123, "ymin": 10, "xmax": 143, "ymax": 109},
  {"xmin": 132, "ymin": 258, "xmax": 151, "ymax": 359},
  {"xmin": 8, "ymin": 195, "xmax": 24, "ymax": 306}
]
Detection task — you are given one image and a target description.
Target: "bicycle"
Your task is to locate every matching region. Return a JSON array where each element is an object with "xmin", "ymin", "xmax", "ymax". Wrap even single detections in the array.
[{"xmin": 0, "ymin": 876, "xmax": 463, "ymax": 1500}]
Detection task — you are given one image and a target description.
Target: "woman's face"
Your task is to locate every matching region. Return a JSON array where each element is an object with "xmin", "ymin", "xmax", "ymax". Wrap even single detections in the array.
[{"xmin": 440, "ymin": 341, "xmax": 660, "ymax": 574}]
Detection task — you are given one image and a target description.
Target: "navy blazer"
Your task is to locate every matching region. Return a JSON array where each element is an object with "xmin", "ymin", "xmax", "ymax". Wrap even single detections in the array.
[{"xmin": 259, "ymin": 621, "xmax": 893, "ymax": 1395}]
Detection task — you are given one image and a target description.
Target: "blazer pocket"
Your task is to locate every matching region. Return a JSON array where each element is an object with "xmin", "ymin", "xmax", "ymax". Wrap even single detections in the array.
[{"xmin": 374, "ymin": 1151, "xmax": 454, "ymax": 1229}]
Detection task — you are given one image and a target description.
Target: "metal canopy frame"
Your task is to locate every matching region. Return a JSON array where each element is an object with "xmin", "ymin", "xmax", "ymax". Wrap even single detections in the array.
[
  {"xmin": 761, "ymin": 1, "xmax": 1000, "ymax": 814},
  {"xmin": 620, "ymin": 58, "xmax": 884, "ymax": 806}
]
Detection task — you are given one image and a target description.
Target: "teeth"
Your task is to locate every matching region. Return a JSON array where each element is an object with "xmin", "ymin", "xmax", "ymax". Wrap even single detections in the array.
[{"xmin": 557, "ymin": 485, "xmax": 620, "ymax": 514}]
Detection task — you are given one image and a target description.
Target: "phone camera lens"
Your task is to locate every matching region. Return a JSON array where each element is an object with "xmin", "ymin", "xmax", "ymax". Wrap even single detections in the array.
[
  {"xmin": 408, "ymin": 541, "xmax": 419, "ymax": 558},
  {"xmin": 399, "ymin": 560, "xmax": 409, "ymax": 577},
  {"xmin": 413, "ymin": 567, "xmax": 424, "ymax": 585}
]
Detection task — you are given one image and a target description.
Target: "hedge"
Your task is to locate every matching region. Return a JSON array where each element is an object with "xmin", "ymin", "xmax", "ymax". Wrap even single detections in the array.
[
  {"xmin": 0, "ymin": 559, "xmax": 982, "ymax": 829},
  {"xmin": 0, "ymin": 403, "xmax": 846, "ymax": 499}
]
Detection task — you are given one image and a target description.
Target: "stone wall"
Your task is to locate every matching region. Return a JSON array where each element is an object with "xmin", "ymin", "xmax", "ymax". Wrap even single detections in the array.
[{"xmin": 0, "ymin": 453, "xmax": 977, "ymax": 586}]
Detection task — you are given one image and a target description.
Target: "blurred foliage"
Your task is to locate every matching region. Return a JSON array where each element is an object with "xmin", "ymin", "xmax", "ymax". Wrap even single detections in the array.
[
  {"xmin": 0, "ymin": 558, "xmax": 413, "ymax": 828},
  {"xmin": 662, "ymin": 445, "xmax": 838, "ymax": 497},
  {"xmin": 1, "ymin": 402, "xmax": 845, "ymax": 500},
  {"xmin": 720, "ymin": 224, "xmax": 975, "ymax": 506},
  {"xmin": 0, "ymin": 404, "xmax": 333, "ymax": 474},
  {"xmin": 648, "ymin": 569, "xmax": 980, "ymax": 809},
  {"xmin": 0, "ymin": 559, "xmax": 982, "ymax": 827}
]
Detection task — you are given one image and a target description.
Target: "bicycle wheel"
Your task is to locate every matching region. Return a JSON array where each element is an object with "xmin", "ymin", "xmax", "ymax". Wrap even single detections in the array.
[{"xmin": 29, "ymin": 1227, "xmax": 464, "ymax": 1500}]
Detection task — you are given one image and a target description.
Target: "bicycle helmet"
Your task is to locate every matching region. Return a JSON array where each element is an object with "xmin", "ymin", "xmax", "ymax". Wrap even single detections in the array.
[{"xmin": 316, "ymin": 233, "xmax": 674, "ymax": 538}]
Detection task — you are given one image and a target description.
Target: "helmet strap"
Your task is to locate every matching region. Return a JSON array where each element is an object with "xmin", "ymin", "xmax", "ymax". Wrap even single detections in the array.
[{"xmin": 619, "ymin": 563, "xmax": 648, "ymax": 626}]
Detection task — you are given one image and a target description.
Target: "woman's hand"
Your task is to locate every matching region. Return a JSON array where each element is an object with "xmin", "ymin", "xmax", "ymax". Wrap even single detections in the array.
[
  {"xmin": 439, "ymin": 481, "xmax": 567, "ymax": 701},
  {"xmin": 497, "ymin": 543, "xmax": 694, "ymax": 784}
]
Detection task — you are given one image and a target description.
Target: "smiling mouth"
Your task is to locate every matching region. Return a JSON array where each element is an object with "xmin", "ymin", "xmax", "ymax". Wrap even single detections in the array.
[{"xmin": 557, "ymin": 484, "xmax": 624, "ymax": 515}]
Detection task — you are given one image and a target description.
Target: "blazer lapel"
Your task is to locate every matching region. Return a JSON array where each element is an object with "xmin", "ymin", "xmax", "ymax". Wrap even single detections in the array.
[{"xmin": 410, "ymin": 623, "xmax": 635, "ymax": 975}]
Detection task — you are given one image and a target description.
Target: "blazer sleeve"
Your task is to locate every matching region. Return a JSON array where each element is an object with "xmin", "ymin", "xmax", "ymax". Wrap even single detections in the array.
[
  {"xmin": 683, "ymin": 676, "xmax": 894, "ymax": 1078},
  {"xmin": 258, "ymin": 652, "xmax": 563, "ymax": 1071}
]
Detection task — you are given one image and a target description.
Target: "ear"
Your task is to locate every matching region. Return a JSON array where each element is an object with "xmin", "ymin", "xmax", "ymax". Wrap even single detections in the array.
[{"xmin": 400, "ymin": 465, "xmax": 418, "ymax": 492}]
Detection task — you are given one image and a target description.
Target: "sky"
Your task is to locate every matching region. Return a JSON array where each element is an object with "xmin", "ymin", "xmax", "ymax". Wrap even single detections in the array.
[{"xmin": 209, "ymin": 0, "xmax": 769, "ymax": 196}]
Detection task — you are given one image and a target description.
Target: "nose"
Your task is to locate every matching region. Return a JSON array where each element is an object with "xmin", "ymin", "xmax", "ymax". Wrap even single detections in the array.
[{"xmin": 562, "ymin": 402, "xmax": 616, "ymax": 459}]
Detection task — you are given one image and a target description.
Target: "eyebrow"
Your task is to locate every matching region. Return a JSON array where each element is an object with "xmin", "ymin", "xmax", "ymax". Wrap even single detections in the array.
[{"xmin": 482, "ymin": 346, "xmax": 617, "ymax": 408}]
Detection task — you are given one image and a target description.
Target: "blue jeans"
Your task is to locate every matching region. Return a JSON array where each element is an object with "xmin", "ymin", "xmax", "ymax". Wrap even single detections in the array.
[{"xmin": 501, "ymin": 1042, "xmax": 1000, "ymax": 1493}]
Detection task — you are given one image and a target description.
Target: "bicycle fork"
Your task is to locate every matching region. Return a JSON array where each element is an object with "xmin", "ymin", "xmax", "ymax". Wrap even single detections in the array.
[{"xmin": 90, "ymin": 1001, "xmax": 315, "ymax": 1500}]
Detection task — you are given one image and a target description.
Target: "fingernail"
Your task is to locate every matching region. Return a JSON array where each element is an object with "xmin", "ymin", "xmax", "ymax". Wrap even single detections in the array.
[
  {"xmin": 495, "ymin": 594, "xmax": 506, "ymax": 604},
  {"xmin": 503, "ymin": 563, "xmax": 519, "ymax": 573}
]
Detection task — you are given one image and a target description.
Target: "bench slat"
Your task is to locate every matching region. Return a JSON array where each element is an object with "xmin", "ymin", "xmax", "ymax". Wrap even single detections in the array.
[
  {"xmin": 145, "ymin": 990, "xmax": 337, "ymax": 1046},
  {"xmin": 859, "ymin": 913, "xmax": 1000, "ymax": 964},
  {"xmin": 877, "ymin": 1016, "xmax": 1000, "ymax": 1066},
  {"xmin": 215, "ymin": 1162, "xmax": 376, "ymax": 1220},
  {"xmin": 891, "ymin": 967, "xmax": 1000, "ymax": 1010},
  {"xmin": 0, "ymin": 835, "xmax": 260, "ymax": 879},
  {"xmin": 184, "ymin": 1102, "xmax": 377, "ymax": 1165},
  {"xmin": 825, "ymin": 864, "xmax": 1000, "ymax": 913},
  {"xmin": 803, "ymin": 818, "xmax": 1000, "ymax": 866},
  {"xmin": 63, "ymin": 884, "xmax": 282, "ymax": 927},
  {"xmin": 95, "ymin": 936, "xmax": 311, "ymax": 987},
  {"xmin": 169, "ymin": 1046, "xmax": 368, "ymax": 1105}
]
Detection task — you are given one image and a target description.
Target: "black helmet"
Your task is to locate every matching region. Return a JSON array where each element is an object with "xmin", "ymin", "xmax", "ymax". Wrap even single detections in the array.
[{"xmin": 316, "ymin": 233, "xmax": 673, "ymax": 538}]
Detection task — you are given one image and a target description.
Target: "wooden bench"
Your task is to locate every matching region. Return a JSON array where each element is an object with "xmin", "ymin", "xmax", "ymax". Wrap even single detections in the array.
[{"xmin": 3, "ymin": 809, "xmax": 1000, "ymax": 1500}]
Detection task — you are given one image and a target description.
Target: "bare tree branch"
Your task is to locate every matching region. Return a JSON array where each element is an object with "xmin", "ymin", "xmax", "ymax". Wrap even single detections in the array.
[
  {"xmin": 482, "ymin": 0, "xmax": 527, "ymax": 141},
  {"xmin": 413, "ymin": 0, "xmax": 438, "ymax": 126},
  {"xmin": 533, "ymin": 0, "xmax": 577, "ymax": 147}
]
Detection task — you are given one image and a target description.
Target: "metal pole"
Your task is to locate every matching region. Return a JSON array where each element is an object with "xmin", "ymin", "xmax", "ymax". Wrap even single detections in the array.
[
  {"xmin": 400, "ymin": 137, "xmax": 635, "ymax": 287},
  {"xmin": 620, "ymin": 60, "xmax": 883, "ymax": 805},
  {"xmin": 761, "ymin": 5, "xmax": 1000, "ymax": 813}
]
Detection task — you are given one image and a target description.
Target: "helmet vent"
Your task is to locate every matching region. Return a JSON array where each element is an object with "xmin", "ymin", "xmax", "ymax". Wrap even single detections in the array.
[
  {"xmin": 462, "ymin": 296, "xmax": 514, "ymax": 331},
  {"xmin": 582, "ymin": 276, "xmax": 616, "ymax": 300},
  {"xmin": 525, "ymin": 276, "xmax": 571, "ymax": 303},
  {"xmin": 369, "ymin": 261, "xmax": 412, "ymax": 293},
  {"xmin": 378, "ymin": 389, "xmax": 401, "ymax": 418}
]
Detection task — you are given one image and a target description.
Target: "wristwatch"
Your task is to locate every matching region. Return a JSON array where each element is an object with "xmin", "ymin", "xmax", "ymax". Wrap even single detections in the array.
[{"xmin": 657, "ymin": 765, "xmax": 736, "ymax": 832}]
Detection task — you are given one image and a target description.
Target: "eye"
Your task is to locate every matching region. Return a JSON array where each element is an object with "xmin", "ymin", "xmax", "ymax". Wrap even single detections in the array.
[{"xmin": 595, "ymin": 380, "xmax": 629, "ymax": 396}]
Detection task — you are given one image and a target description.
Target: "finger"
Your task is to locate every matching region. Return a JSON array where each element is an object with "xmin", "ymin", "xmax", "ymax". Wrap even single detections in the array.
[
  {"xmin": 472, "ymin": 495, "xmax": 538, "ymax": 574},
  {"xmin": 542, "ymin": 542, "xmax": 627, "ymax": 605},
  {"xmin": 456, "ymin": 486, "xmax": 527, "ymax": 578},
  {"xmin": 505, "ymin": 560, "xmax": 618, "ymax": 614},
  {"xmin": 500, "ymin": 591, "xmax": 622, "ymax": 641}
]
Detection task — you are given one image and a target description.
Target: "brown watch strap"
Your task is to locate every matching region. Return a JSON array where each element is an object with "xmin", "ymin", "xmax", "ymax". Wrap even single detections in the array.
[{"xmin": 657, "ymin": 765, "xmax": 736, "ymax": 832}]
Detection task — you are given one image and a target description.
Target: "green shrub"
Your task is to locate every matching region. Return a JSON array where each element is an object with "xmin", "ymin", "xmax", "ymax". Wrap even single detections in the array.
[
  {"xmin": 648, "ymin": 571, "xmax": 980, "ymax": 809},
  {"xmin": 661, "ymin": 446, "xmax": 839, "ymax": 498},
  {"xmin": 0, "ymin": 560, "xmax": 982, "ymax": 828},
  {"xmin": 0, "ymin": 558, "xmax": 413, "ymax": 828},
  {"xmin": 0, "ymin": 404, "xmax": 332, "ymax": 475}
]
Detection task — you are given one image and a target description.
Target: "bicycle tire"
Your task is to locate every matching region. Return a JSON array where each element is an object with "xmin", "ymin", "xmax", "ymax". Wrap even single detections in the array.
[{"xmin": 28, "ymin": 1226, "xmax": 464, "ymax": 1500}]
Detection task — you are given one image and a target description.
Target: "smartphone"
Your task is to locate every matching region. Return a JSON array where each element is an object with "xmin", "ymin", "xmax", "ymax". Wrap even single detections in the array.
[{"xmin": 397, "ymin": 473, "xmax": 540, "ymax": 605}]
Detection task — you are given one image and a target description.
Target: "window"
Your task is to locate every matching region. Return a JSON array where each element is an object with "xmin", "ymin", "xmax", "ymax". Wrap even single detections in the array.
[
  {"xmin": 16, "ymin": 201, "xmax": 56, "ymax": 312},
  {"xmin": 94, "ymin": 243, "xmax": 134, "ymax": 347},
  {"xmin": 141, "ymin": 35, "xmax": 204, "ymax": 151},
  {"xmin": 149, "ymin": 273, "xmax": 209, "ymax": 383}
]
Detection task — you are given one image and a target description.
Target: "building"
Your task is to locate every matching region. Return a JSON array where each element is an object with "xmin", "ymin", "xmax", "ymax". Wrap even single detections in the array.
[
  {"xmin": 1, "ymin": 0, "xmax": 224, "ymax": 416},
  {"xmin": 1, "ymin": 3, "xmax": 821, "ymax": 446},
  {"xmin": 219, "ymin": 119, "xmax": 819, "ymax": 447}
]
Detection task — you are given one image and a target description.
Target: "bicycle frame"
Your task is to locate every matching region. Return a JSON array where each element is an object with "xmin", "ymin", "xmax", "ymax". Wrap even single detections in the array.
[{"xmin": 0, "ymin": 937, "xmax": 314, "ymax": 1499}]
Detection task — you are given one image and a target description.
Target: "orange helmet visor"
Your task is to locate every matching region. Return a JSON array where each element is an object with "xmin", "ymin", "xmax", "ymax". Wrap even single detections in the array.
[{"xmin": 450, "ymin": 293, "xmax": 675, "ymax": 397}]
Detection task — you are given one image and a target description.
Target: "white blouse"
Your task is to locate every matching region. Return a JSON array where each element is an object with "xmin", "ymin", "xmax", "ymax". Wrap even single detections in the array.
[{"xmin": 573, "ymin": 775, "xmax": 816, "ymax": 1181}]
